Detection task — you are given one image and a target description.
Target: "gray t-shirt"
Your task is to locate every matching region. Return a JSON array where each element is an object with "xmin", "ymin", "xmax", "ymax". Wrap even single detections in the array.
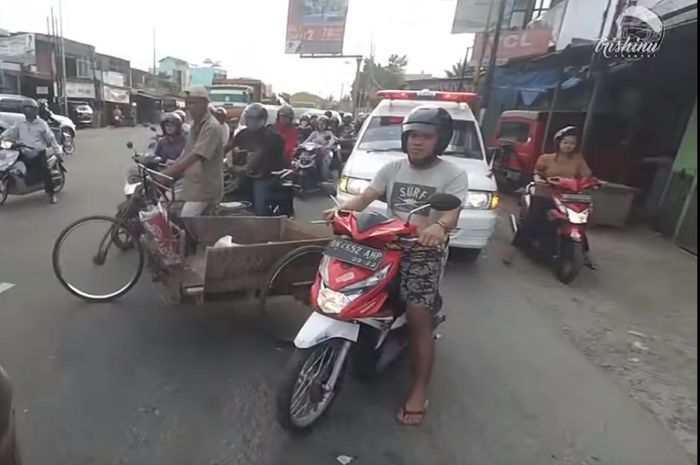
[{"xmin": 370, "ymin": 158, "xmax": 468, "ymax": 229}]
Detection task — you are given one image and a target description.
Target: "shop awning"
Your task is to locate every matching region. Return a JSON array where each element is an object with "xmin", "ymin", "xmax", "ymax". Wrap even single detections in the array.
[{"xmin": 652, "ymin": 0, "xmax": 697, "ymax": 29}]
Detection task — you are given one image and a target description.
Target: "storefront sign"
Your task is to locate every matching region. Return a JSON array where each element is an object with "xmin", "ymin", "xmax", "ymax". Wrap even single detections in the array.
[
  {"xmin": 66, "ymin": 81, "xmax": 96, "ymax": 99},
  {"xmin": 471, "ymin": 27, "xmax": 552, "ymax": 65},
  {"xmin": 285, "ymin": 0, "xmax": 349, "ymax": 55},
  {"xmin": 0, "ymin": 33, "xmax": 36, "ymax": 65},
  {"xmin": 100, "ymin": 71, "xmax": 126, "ymax": 88},
  {"xmin": 36, "ymin": 86, "xmax": 49, "ymax": 95},
  {"xmin": 103, "ymin": 85, "xmax": 130, "ymax": 104}
]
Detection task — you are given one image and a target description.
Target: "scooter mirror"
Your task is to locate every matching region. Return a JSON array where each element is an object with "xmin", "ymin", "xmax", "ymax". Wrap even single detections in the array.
[
  {"xmin": 428, "ymin": 193, "xmax": 462, "ymax": 212},
  {"xmin": 126, "ymin": 141, "xmax": 134, "ymax": 149}
]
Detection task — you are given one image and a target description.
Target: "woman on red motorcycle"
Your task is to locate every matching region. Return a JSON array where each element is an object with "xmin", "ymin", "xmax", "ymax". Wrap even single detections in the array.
[{"xmin": 507, "ymin": 126, "xmax": 595, "ymax": 266}]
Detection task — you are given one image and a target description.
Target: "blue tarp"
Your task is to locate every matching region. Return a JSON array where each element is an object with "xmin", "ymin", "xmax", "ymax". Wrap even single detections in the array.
[{"xmin": 491, "ymin": 68, "xmax": 586, "ymax": 107}]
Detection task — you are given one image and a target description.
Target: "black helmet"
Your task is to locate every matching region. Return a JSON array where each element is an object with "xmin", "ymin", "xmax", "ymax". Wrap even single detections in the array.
[
  {"xmin": 554, "ymin": 125, "xmax": 579, "ymax": 143},
  {"xmin": 401, "ymin": 106, "xmax": 454, "ymax": 155},
  {"xmin": 243, "ymin": 103, "xmax": 268, "ymax": 130},
  {"xmin": 278, "ymin": 105, "xmax": 294, "ymax": 120},
  {"xmin": 324, "ymin": 111, "xmax": 333, "ymax": 119},
  {"xmin": 299, "ymin": 113, "xmax": 310, "ymax": 122}
]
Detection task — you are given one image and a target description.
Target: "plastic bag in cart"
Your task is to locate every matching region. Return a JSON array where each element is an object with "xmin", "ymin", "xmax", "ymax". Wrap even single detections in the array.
[{"xmin": 139, "ymin": 203, "xmax": 176, "ymax": 258}]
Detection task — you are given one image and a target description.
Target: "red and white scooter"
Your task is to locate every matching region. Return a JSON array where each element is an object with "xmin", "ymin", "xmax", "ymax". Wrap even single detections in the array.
[
  {"xmin": 276, "ymin": 193, "xmax": 461, "ymax": 431},
  {"xmin": 510, "ymin": 176, "xmax": 601, "ymax": 284}
]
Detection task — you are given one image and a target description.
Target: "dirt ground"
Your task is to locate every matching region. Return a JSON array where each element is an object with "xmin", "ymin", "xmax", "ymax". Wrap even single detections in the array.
[{"xmin": 489, "ymin": 200, "xmax": 698, "ymax": 463}]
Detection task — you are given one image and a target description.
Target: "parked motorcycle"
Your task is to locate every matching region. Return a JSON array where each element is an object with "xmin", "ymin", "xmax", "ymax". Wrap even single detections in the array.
[
  {"xmin": 276, "ymin": 192, "xmax": 461, "ymax": 431},
  {"xmin": 0, "ymin": 141, "xmax": 66, "ymax": 206},
  {"xmin": 509, "ymin": 176, "xmax": 601, "ymax": 284}
]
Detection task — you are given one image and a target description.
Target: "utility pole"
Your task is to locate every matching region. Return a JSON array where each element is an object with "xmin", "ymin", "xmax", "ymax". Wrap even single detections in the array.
[
  {"xmin": 471, "ymin": 0, "xmax": 497, "ymax": 95},
  {"xmin": 58, "ymin": 0, "xmax": 68, "ymax": 115},
  {"xmin": 479, "ymin": 0, "xmax": 508, "ymax": 115}
]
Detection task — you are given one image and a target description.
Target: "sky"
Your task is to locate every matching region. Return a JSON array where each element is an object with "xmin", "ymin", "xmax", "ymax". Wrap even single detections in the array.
[{"xmin": 0, "ymin": 0, "xmax": 474, "ymax": 98}]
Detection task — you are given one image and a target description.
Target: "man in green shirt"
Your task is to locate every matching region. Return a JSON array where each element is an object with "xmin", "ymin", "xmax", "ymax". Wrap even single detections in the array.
[{"xmin": 161, "ymin": 86, "xmax": 224, "ymax": 216}]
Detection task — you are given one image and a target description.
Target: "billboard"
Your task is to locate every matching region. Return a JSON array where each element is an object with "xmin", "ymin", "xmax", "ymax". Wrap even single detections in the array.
[
  {"xmin": 471, "ymin": 27, "xmax": 552, "ymax": 65},
  {"xmin": 285, "ymin": 0, "xmax": 349, "ymax": 55},
  {"xmin": 0, "ymin": 33, "xmax": 36, "ymax": 65},
  {"xmin": 452, "ymin": 0, "xmax": 515, "ymax": 34}
]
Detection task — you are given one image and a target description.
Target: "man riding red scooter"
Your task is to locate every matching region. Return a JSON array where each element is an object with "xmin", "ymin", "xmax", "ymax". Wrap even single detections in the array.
[{"xmin": 277, "ymin": 106, "xmax": 468, "ymax": 430}]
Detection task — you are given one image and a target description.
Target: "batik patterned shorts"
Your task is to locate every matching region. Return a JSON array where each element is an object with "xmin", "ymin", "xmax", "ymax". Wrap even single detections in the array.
[{"xmin": 399, "ymin": 242, "xmax": 447, "ymax": 311}]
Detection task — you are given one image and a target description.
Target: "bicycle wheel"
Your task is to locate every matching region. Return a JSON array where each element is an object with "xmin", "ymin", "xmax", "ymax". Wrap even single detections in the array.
[
  {"xmin": 259, "ymin": 245, "xmax": 325, "ymax": 343},
  {"xmin": 53, "ymin": 215, "xmax": 144, "ymax": 302}
]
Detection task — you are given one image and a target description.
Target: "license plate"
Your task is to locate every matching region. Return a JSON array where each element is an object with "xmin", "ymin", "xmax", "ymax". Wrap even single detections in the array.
[
  {"xmin": 561, "ymin": 194, "xmax": 592, "ymax": 203},
  {"xmin": 324, "ymin": 239, "xmax": 385, "ymax": 271}
]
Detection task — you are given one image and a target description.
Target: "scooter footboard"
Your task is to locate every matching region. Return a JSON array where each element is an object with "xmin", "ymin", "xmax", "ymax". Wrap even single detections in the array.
[{"xmin": 294, "ymin": 312, "xmax": 359, "ymax": 349}]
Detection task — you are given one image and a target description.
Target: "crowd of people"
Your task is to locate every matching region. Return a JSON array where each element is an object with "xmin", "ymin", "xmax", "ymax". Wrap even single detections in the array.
[{"xmin": 151, "ymin": 86, "xmax": 361, "ymax": 217}]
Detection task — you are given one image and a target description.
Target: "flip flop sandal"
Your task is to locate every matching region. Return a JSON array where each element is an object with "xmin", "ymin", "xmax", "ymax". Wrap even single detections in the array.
[{"xmin": 396, "ymin": 400, "xmax": 430, "ymax": 426}]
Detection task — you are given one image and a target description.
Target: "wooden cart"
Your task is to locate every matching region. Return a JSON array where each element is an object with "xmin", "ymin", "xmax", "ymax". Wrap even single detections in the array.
[{"xmin": 142, "ymin": 216, "xmax": 330, "ymax": 306}]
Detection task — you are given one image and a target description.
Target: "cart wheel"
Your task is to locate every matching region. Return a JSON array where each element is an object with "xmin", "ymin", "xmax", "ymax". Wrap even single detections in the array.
[
  {"xmin": 259, "ymin": 245, "xmax": 325, "ymax": 343},
  {"xmin": 52, "ymin": 215, "xmax": 144, "ymax": 302}
]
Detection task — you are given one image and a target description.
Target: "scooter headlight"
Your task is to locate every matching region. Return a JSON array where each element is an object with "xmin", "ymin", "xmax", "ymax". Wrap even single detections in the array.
[
  {"xmin": 0, "ymin": 141, "xmax": 12, "ymax": 149},
  {"xmin": 566, "ymin": 208, "xmax": 590, "ymax": 224},
  {"xmin": 341, "ymin": 264, "xmax": 392, "ymax": 292},
  {"xmin": 317, "ymin": 287, "xmax": 352, "ymax": 314}
]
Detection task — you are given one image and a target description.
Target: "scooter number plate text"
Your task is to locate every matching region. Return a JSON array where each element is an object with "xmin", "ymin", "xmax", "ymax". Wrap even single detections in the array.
[{"xmin": 325, "ymin": 239, "xmax": 384, "ymax": 271}]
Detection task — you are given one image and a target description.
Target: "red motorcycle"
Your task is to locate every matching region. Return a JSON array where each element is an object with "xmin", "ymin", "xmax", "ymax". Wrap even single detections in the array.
[
  {"xmin": 510, "ymin": 176, "xmax": 601, "ymax": 284},
  {"xmin": 276, "ymin": 193, "xmax": 461, "ymax": 431}
]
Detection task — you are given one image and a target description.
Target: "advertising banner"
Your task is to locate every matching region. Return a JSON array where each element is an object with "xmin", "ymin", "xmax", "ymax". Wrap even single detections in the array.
[
  {"xmin": 66, "ymin": 81, "xmax": 96, "ymax": 99},
  {"xmin": 452, "ymin": 0, "xmax": 515, "ymax": 34},
  {"xmin": 103, "ymin": 85, "xmax": 130, "ymax": 104},
  {"xmin": 0, "ymin": 33, "xmax": 36, "ymax": 65},
  {"xmin": 471, "ymin": 27, "xmax": 552, "ymax": 65},
  {"xmin": 285, "ymin": 0, "xmax": 349, "ymax": 55}
]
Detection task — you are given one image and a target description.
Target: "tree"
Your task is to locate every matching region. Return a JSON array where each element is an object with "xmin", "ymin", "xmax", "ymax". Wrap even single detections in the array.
[
  {"xmin": 352, "ymin": 54, "xmax": 409, "ymax": 110},
  {"xmin": 445, "ymin": 60, "xmax": 467, "ymax": 78}
]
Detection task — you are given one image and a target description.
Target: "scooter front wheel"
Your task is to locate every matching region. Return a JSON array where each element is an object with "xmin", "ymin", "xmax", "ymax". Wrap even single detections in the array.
[
  {"xmin": 556, "ymin": 239, "xmax": 584, "ymax": 284},
  {"xmin": 277, "ymin": 339, "xmax": 350, "ymax": 432},
  {"xmin": 0, "ymin": 178, "xmax": 8, "ymax": 205}
]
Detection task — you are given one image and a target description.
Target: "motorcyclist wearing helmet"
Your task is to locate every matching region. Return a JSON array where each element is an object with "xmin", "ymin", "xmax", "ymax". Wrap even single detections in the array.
[
  {"xmin": 154, "ymin": 112, "xmax": 187, "ymax": 162},
  {"xmin": 173, "ymin": 109, "xmax": 190, "ymax": 136},
  {"xmin": 213, "ymin": 107, "xmax": 230, "ymax": 147},
  {"xmin": 298, "ymin": 114, "xmax": 313, "ymax": 141},
  {"xmin": 323, "ymin": 106, "xmax": 468, "ymax": 426},
  {"xmin": 225, "ymin": 102, "xmax": 286, "ymax": 215},
  {"xmin": 302, "ymin": 115, "xmax": 336, "ymax": 181},
  {"xmin": 274, "ymin": 105, "xmax": 299, "ymax": 165},
  {"xmin": 37, "ymin": 98, "xmax": 58, "ymax": 126},
  {"xmin": 0, "ymin": 98, "xmax": 62, "ymax": 204},
  {"xmin": 508, "ymin": 126, "xmax": 594, "ymax": 265},
  {"xmin": 329, "ymin": 115, "xmax": 340, "ymax": 136},
  {"xmin": 338, "ymin": 113, "xmax": 356, "ymax": 139}
]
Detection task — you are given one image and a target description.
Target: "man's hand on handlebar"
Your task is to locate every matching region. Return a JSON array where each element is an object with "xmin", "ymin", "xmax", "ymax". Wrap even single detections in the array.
[
  {"xmin": 418, "ymin": 224, "xmax": 446, "ymax": 247},
  {"xmin": 322, "ymin": 208, "xmax": 338, "ymax": 223}
]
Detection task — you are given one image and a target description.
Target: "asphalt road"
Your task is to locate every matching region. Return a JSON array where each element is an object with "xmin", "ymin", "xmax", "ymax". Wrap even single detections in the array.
[{"xmin": 0, "ymin": 127, "xmax": 692, "ymax": 465}]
